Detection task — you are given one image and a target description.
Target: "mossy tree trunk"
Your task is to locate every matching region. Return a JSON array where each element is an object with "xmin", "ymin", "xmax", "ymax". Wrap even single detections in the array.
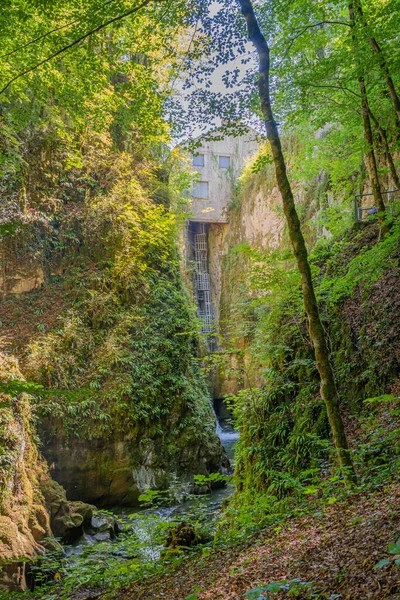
[
  {"xmin": 370, "ymin": 112, "xmax": 400, "ymax": 191},
  {"xmin": 348, "ymin": 2, "xmax": 386, "ymax": 217},
  {"xmin": 238, "ymin": 0, "xmax": 357, "ymax": 484},
  {"xmin": 358, "ymin": 76, "xmax": 386, "ymax": 214}
]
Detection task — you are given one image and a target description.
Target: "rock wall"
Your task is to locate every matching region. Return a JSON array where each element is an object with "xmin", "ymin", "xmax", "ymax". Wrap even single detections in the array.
[
  {"xmin": 0, "ymin": 354, "xmax": 99, "ymax": 589},
  {"xmin": 39, "ymin": 414, "xmax": 223, "ymax": 506},
  {"xmin": 207, "ymin": 163, "xmax": 287, "ymax": 398},
  {"xmin": 0, "ymin": 354, "xmax": 50, "ymax": 590},
  {"xmin": 207, "ymin": 142, "xmax": 399, "ymax": 400}
]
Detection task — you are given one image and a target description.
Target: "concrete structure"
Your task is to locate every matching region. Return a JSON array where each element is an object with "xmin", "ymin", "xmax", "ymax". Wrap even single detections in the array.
[
  {"xmin": 183, "ymin": 127, "xmax": 259, "ymax": 345},
  {"xmin": 188, "ymin": 128, "xmax": 259, "ymax": 223}
]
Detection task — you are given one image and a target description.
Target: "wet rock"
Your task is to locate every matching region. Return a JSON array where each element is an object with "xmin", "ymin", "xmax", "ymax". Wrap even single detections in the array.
[
  {"xmin": 40, "ymin": 477, "xmax": 95, "ymax": 543},
  {"xmin": 40, "ymin": 537, "xmax": 64, "ymax": 554},
  {"xmin": 70, "ymin": 500, "xmax": 95, "ymax": 526},
  {"xmin": 87, "ymin": 511, "xmax": 120, "ymax": 541},
  {"xmin": 39, "ymin": 417, "xmax": 226, "ymax": 507}
]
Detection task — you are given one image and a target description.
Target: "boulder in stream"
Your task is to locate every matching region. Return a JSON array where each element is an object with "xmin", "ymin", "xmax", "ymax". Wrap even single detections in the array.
[
  {"xmin": 86, "ymin": 511, "xmax": 122, "ymax": 542},
  {"xmin": 40, "ymin": 477, "xmax": 95, "ymax": 543}
]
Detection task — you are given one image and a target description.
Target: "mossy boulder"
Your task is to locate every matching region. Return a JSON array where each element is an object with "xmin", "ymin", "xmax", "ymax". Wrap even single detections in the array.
[
  {"xmin": 165, "ymin": 521, "xmax": 209, "ymax": 549},
  {"xmin": 85, "ymin": 511, "xmax": 121, "ymax": 542},
  {"xmin": 40, "ymin": 477, "xmax": 95, "ymax": 542}
]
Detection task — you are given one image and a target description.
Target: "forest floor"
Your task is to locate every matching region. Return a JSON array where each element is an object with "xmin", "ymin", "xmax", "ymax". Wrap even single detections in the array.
[{"xmin": 101, "ymin": 482, "xmax": 400, "ymax": 600}]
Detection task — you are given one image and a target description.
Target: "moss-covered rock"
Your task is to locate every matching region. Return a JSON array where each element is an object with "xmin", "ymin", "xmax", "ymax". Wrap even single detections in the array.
[
  {"xmin": 39, "ymin": 419, "xmax": 224, "ymax": 506},
  {"xmin": 40, "ymin": 477, "xmax": 95, "ymax": 542},
  {"xmin": 0, "ymin": 354, "xmax": 51, "ymax": 591},
  {"xmin": 165, "ymin": 521, "xmax": 208, "ymax": 549}
]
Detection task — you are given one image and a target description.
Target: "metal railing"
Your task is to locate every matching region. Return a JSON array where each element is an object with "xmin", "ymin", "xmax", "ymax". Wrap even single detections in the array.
[{"xmin": 354, "ymin": 189, "xmax": 400, "ymax": 222}]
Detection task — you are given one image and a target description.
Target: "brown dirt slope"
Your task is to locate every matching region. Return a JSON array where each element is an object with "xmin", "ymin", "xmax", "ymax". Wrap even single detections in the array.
[{"xmin": 109, "ymin": 484, "xmax": 400, "ymax": 600}]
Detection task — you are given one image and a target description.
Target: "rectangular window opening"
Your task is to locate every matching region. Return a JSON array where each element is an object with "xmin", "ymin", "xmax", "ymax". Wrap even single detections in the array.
[
  {"xmin": 219, "ymin": 155, "xmax": 231, "ymax": 169},
  {"xmin": 193, "ymin": 181, "xmax": 209, "ymax": 198},
  {"xmin": 193, "ymin": 154, "xmax": 205, "ymax": 167}
]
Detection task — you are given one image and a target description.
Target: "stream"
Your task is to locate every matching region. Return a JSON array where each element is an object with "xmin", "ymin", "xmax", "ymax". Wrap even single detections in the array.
[{"xmin": 64, "ymin": 416, "xmax": 239, "ymax": 563}]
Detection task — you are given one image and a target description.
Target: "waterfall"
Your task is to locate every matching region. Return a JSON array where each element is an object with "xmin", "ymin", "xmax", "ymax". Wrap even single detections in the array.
[
  {"xmin": 212, "ymin": 404, "xmax": 239, "ymax": 443},
  {"xmin": 217, "ymin": 427, "xmax": 240, "ymax": 443}
]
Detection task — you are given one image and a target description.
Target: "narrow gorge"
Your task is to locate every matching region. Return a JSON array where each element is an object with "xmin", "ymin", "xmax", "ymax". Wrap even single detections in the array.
[{"xmin": 1, "ymin": 1, "xmax": 400, "ymax": 598}]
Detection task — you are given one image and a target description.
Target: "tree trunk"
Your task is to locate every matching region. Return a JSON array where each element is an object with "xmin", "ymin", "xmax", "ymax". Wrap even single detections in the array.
[
  {"xmin": 358, "ymin": 77, "xmax": 386, "ymax": 214},
  {"xmin": 238, "ymin": 0, "xmax": 356, "ymax": 483},
  {"xmin": 353, "ymin": 0, "xmax": 400, "ymax": 123},
  {"xmin": 369, "ymin": 112, "xmax": 400, "ymax": 190},
  {"xmin": 368, "ymin": 37, "xmax": 400, "ymax": 123},
  {"xmin": 348, "ymin": 2, "xmax": 386, "ymax": 218}
]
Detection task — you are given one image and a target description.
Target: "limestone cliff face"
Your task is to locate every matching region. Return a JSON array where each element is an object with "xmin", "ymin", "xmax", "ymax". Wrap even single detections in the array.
[
  {"xmin": 207, "ymin": 166, "xmax": 287, "ymax": 398},
  {"xmin": 0, "ymin": 354, "xmax": 51, "ymax": 590},
  {"xmin": 0, "ymin": 353, "xmax": 130, "ymax": 589},
  {"xmin": 39, "ymin": 417, "xmax": 223, "ymax": 506},
  {"xmin": 205, "ymin": 152, "xmax": 328, "ymax": 398},
  {"xmin": 207, "ymin": 145, "xmax": 398, "ymax": 402}
]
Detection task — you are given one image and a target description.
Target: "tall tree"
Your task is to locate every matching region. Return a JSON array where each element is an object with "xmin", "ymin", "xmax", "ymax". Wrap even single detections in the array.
[
  {"xmin": 348, "ymin": 1, "xmax": 386, "ymax": 217},
  {"xmin": 0, "ymin": 0, "xmax": 191, "ymax": 217},
  {"xmin": 256, "ymin": 0, "xmax": 399, "ymax": 210},
  {"xmin": 352, "ymin": 0, "xmax": 400, "ymax": 123},
  {"xmin": 237, "ymin": 0, "xmax": 356, "ymax": 483}
]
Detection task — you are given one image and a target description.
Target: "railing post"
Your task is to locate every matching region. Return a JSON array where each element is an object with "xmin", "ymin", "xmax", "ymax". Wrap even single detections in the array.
[{"xmin": 354, "ymin": 196, "xmax": 359, "ymax": 222}]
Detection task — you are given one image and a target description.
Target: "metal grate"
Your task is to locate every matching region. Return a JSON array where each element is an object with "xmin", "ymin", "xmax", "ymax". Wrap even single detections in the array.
[
  {"xmin": 195, "ymin": 232, "xmax": 208, "ymax": 251},
  {"xmin": 193, "ymin": 224, "xmax": 216, "ymax": 344},
  {"xmin": 195, "ymin": 272, "xmax": 210, "ymax": 291}
]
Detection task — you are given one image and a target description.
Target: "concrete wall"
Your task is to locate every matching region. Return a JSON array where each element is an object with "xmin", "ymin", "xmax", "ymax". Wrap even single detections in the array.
[{"xmin": 188, "ymin": 129, "xmax": 259, "ymax": 223}]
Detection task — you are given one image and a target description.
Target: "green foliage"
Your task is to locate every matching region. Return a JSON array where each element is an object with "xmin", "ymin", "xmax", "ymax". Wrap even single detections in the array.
[
  {"xmin": 1, "ymin": 0, "xmax": 400, "ymax": 595},
  {"xmin": 374, "ymin": 538, "xmax": 400, "ymax": 569},
  {"xmin": 193, "ymin": 473, "xmax": 228, "ymax": 485},
  {"xmin": 0, "ymin": 354, "xmax": 33, "ymax": 510},
  {"xmin": 314, "ymin": 219, "xmax": 400, "ymax": 306},
  {"xmin": 221, "ymin": 391, "xmax": 399, "ymax": 538},
  {"xmin": 0, "ymin": 137, "xmax": 213, "ymax": 440},
  {"xmin": 0, "ymin": 526, "xmax": 177, "ymax": 599},
  {"xmin": 244, "ymin": 579, "xmax": 313, "ymax": 599},
  {"xmin": 353, "ymin": 395, "xmax": 400, "ymax": 489},
  {"xmin": 193, "ymin": 472, "xmax": 231, "ymax": 493},
  {"xmin": 0, "ymin": 481, "xmax": 226, "ymax": 599},
  {"xmin": 218, "ymin": 213, "xmax": 400, "ymax": 529}
]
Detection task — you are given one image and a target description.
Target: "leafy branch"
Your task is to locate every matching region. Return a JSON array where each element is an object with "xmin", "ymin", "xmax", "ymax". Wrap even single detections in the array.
[
  {"xmin": 0, "ymin": 0, "xmax": 118, "ymax": 60},
  {"xmin": 0, "ymin": 0, "xmax": 166, "ymax": 95},
  {"xmin": 283, "ymin": 20, "xmax": 352, "ymax": 58}
]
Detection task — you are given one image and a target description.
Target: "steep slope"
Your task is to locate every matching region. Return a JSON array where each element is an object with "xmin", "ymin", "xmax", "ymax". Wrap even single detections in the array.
[
  {"xmin": 116, "ymin": 482, "xmax": 400, "ymax": 600},
  {"xmin": 0, "ymin": 131, "xmax": 224, "ymax": 506},
  {"xmin": 214, "ymin": 146, "xmax": 400, "ymax": 503}
]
